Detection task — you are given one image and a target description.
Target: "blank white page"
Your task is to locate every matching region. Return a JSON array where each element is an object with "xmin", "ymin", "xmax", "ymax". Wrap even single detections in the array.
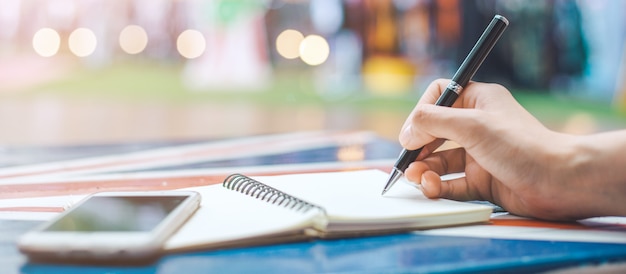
[{"xmin": 253, "ymin": 169, "xmax": 491, "ymax": 222}]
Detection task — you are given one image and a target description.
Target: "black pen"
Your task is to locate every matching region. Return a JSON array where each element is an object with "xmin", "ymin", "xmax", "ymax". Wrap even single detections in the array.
[{"xmin": 381, "ymin": 14, "xmax": 509, "ymax": 195}]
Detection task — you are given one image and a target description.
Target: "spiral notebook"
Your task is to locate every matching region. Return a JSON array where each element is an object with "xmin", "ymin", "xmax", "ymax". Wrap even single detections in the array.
[{"xmin": 164, "ymin": 169, "xmax": 492, "ymax": 252}]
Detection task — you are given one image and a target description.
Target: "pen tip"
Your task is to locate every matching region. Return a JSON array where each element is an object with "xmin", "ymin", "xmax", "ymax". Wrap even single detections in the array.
[{"xmin": 381, "ymin": 169, "xmax": 403, "ymax": 196}]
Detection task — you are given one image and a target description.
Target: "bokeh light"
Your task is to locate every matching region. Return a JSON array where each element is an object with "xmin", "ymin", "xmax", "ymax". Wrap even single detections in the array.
[
  {"xmin": 119, "ymin": 25, "xmax": 148, "ymax": 55},
  {"xmin": 32, "ymin": 28, "xmax": 61, "ymax": 57},
  {"xmin": 176, "ymin": 29, "xmax": 206, "ymax": 59},
  {"xmin": 276, "ymin": 29, "xmax": 304, "ymax": 59},
  {"xmin": 299, "ymin": 35, "xmax": 329, "ymax": 66},
  {"xmin": 68, "ymin": 28, "xmax": 97, "ymax": 57},
  {"xmin": 336, "ymin": 144, "xmax": 365, "ymax": 162},
  {"xmin": 362, "ymin": 56, "xmax": 415, "ymax": 94}
]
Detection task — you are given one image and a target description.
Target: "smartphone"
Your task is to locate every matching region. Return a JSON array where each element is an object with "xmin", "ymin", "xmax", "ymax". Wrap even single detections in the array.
[{"xmin": 18, "ymin": 191, "xmax": 201, "ymax": 264}]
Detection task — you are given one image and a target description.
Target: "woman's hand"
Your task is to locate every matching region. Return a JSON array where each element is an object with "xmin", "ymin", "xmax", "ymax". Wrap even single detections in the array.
[{"xmin": 400, "ymin": 79, "xmax": 626, "ymax": 220}]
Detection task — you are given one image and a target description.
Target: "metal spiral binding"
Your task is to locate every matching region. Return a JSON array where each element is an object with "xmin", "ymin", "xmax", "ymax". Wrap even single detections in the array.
[{"xmin": 223, "ymin": 174, "xmax": 322, "ymax": 213}]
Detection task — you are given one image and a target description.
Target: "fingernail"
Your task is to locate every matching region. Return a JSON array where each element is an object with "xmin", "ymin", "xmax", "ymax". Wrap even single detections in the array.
[
  {"xmin": 415, "ymin": 184, "xmax": 424, "ymax": 192},
  {"xmin": 420, "ymin": 174, "xmax": 427, "ymax": 191},
  {"xmin": 407, "ymin": 177, "xmax": 423, "ymax": 191}
]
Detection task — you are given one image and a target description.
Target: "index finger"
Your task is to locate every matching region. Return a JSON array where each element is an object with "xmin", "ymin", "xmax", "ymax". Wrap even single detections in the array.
[
  {"xmin": 401, "ymin": 79, "xmax": 448, "ymax": 134},
  {"xmin": 405, "ymin": 79, "xmax": 468, "ymax": 130},
  {"xmin": 416, "ymin": 78, "xmax": 451, "ymax": 105}
]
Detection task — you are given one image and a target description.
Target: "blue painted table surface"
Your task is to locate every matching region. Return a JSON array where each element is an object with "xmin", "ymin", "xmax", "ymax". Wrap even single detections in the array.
[{"xmin": 7, "ymin": 220, "xmax": 625, "ymax": 274}]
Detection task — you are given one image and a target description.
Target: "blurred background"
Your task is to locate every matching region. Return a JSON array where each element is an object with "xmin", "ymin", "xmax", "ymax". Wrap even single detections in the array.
[{"xmin": 0, "ymin": 0, "xmax": 625, "ymax": 146}]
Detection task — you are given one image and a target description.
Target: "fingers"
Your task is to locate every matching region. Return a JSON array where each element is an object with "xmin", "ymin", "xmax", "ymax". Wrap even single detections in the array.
[
  {"xmin": 409, "ymin": 168, "xmax": 478, "ymax": 201},
  {"xmin": 416, "ymin": 79, "xmax": 451, "ymax": 105},
  {"xmin": 405, "ymin": 148, "xmax": 467, "ymax": 177},
  {"xmin": 406, "ymin": 163, "xmax": 476, "ymax": 201},
  {"xmin": 399, "ymin": 79, "xmax": 481, "ymax": 150},
  {"xmin": 419, "ymin": 170, "xmax": 442, "ymax": 198},
  {"xmin": 399, "ymin": 79, "xmax": 517, "ymax": 151},
  {"xmin": 400, "ymin": 79, "xmax": 450, "ymax": 142},
  {"xmin": 400, "ymin": 104, "xmax": 482, "ymax": 150},
  {"xmin": 420, "ymin": 171, "xmax": 476, "ymax": 201},
  {"xmin": 397, "ymin": 79, "xmax": 523, "ymax": 203},
  {"xmin": 404, "ymin": 148, "xmax": 479, "ymax": 201}
]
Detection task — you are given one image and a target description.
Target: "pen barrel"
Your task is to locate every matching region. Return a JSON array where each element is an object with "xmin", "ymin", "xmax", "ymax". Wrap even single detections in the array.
[
  {"xmin": 435, "ymin": 88, "xmax": 459, "ymax": 107},
  {"xmin": 452, "ymin": 15, "xmax": 508, "ymax": 87},
  {"xmin": 395, "ymin": 147, "xmax": 423, "ymax": 172}
]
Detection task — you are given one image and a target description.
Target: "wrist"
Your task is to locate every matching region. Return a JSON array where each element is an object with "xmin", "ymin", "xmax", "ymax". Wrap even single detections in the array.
[
  {"xmin": 557, "ymin": 134, "xmax": 594, "ymax": 184},
  {"xmin": 531, "ymin": 132, "xmax": 597, "ymax": 219},
  {"xmin": 558, "ymin": 132, "xmax": 626, "ymax": 217}
]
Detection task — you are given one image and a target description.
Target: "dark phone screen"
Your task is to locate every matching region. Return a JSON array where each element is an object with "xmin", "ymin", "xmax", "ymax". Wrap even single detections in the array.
[{"xmin": 45, "ymin": 196, "xmax": 188, "ymax": 232}]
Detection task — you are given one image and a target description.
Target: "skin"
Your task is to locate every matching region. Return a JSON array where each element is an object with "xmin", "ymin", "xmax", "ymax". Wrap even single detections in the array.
[{"xmin": 399, "ymin": 79, "xmax": 626, "ymax": 221}]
